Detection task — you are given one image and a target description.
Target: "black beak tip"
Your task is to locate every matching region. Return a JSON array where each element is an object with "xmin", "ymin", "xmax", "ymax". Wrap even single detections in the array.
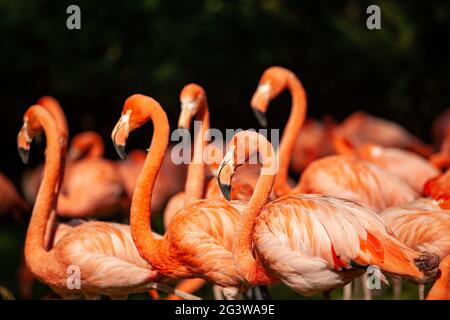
[
  {"xmin": 252, "ymin": 108, "xmax": 268, "ymax": 128},
  {"xmin": 18, "ymin": 147, "xmax": 29, "ymax": 165},
  {"xmin": 114, "ymin": 144, "xmax": 127, "ymax": 160},
  {"xmin": 219, "ymin": 182, "xmax": 232, "ymax": 201}
]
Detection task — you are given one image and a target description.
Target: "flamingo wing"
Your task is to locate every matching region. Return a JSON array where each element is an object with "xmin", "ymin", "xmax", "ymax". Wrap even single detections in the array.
[
  {"xmin": 56, "ymin": 222, "xmax": 158, "ymax": 290},
  {"xmin": 253, "ymin": 194, "xmax": 424, "ymax": 295},
  {"xmin": 380, "ymin": 204, "xmax": 450, "ymax": 258},
  {"xmin": 358, "ymin": 146, "xmax": 439, "ymax": 193},
  {"xmin": 300, "ymin": 155, "xmax": 419, "ymax": 212},
  {"xmin": 167, "ymin": 199, "xmax": 247, "ymax": 288}
]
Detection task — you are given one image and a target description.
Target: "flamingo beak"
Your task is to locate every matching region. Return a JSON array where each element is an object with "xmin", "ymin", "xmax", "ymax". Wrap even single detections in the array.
[
  {"xmin": 250, "ymin": 83, "xmax": 271, "ymax": 127},
  {"xmin": 178, "ymin": 101, "xmax": 197, "ymax": 129},
  {"xmin": 17, "ymin": 122, "xmax": 32, "ymax": 164},
  {"xmin": 111, "ymin": 112, "xmax": 131, "ymax": 160},
  {"xmin": 217, "ymin": 148, "xmax": 236, "ymax": 201},
  {"xmin": 252, "ymin": 108, "xmax": 268, "ymax": 128}
]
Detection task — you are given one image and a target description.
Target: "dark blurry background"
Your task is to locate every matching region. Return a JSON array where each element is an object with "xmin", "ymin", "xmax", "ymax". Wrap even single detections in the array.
[{"xmin": 1, "ymin": 0, "xmax": 449, "ymax": 299}]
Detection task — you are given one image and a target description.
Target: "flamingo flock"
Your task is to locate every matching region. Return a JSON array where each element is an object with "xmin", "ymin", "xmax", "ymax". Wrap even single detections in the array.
[{"xmin": 0, "ymin": 66, "xmax": 449, "ymax": 300}]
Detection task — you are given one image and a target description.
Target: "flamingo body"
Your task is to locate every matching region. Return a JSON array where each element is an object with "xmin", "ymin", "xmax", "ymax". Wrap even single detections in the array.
[
  {"xmin": 252, "ymin": 194, "xmax": 434, "ymax": 295},
  {"xmin": 380, "ymin": 203, "xmax": 450, "ymax": 259},
  {"xmin": 299, "ymin": 155, "xmax": 419, "ymax": 212},
  {"xmin": 337, "ymin": 112, "xmax": 432, "ymax": 156},
  {"xmin": 159, "ymin": 199, "xmax": 248, "ymax": 288},
  {"xmin": 353, "ymin": 145, "xmax": 439, "ymax": 194}
]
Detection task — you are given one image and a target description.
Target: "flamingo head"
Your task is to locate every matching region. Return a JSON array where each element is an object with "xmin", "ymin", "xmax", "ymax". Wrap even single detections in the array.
[
  {"xmin": 250, "ymin": 66, "xmax": 291, "ymax": 127},
  {"xmin": 17, "ymin": 105, "xmax": 50, "ymax": 164},
  {"xmin": 217, "ymin": 131, "xmax": 276, "ymax": 200},
  {"xmin": 178, "ymin": 83, "xmax": 206, "ymax": 129},
  {"xmin": 112, "ymin": 94, "xmax": 161, "ymax": 160}
]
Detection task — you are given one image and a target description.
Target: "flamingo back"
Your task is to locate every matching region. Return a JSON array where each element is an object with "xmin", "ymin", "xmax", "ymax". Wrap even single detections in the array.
[
  {"xmin": 357, "ymin": 146, "xmax": 439, "ymax": 193},
  {"xmin": 252, "ymin": 194, "xmax": 424, "ymax": 295},
  {"xmin": 300, "ymin": 155, "xmax": 419, "ymax": 212},
  {"xmin": 55, "ymin": 222, "xmax": 159, "ymax": 292},
  {"xmin": 380, "ymin": 205, "xmax": 450, "ymax": 258}
]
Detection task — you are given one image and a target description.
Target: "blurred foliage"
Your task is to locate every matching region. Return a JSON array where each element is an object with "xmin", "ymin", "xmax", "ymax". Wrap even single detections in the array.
[{"xmin": 0, "ymin": 0, "xmax": 449, "ymax": 299}]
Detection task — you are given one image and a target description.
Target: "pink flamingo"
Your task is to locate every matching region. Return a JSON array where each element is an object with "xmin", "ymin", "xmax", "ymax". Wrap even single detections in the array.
[
  {"xmin": 250, "ymin": 66, "xmax": 419, "ymax": 213},
  {"xmin": 217, "ymin": 130, "xmax": 440, "ymax": 298},
  {"xmin": 17, "ymin": 104, "xmax": 163, "ymax": 299},
  {"xmin": 111, "ymin": 94, "xmax": 271, "ymax": 300}
]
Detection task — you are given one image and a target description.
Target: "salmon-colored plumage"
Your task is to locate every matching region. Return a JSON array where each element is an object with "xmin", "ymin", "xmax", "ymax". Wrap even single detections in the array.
[
  {"xmin": 290, "ymin": 117, "xmax": 335, "ymax": 173},
  {"xmin": 423, "ymin": 169, "xmax": 450, "ymax": 209},
  {"xmin": 426, "ymin": 256, "xmax": 450, "ymax": 300},
  {"xmin": 336, "ymin": 111, "xmax": 432, "ymax": 157},
  {"xmin": 334, "ymin": 137, "xmax": 439, "ymax": 194},
  {"xmin": 380, "ymin": 203, "xmax": 450, "ymax": 259},
  {"xmin": 299, "ymin": 155, "xmax": 420, "ymax": 212}
]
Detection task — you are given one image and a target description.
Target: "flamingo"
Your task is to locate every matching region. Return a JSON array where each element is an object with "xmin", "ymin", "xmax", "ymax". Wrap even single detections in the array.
[
  {"xmin": 335, "ymin": 111, "xmax": 433, "ymax": 157},
  {"xmin": 111, "ymin": 93, "xmax": 268, "ymax": 300},
  {"xmin": 333, "ymin": 135, "xmax": 439, "ymax": 194},
  {"xmin": 0, "ymin": 172, "xmax": 29, "ymax": 220},
  {"xmin": 250, "ymin": 66, "xmax": 419, "ymax": 213},
  {"xmin": 380, "ymin": 202, "xmax": 450, "ymax": 299},
  {"xmin": 217, "ymin": 130, "xmax": 440, "ymax": 298},
  {"xmin": 16, "ymin": 104, "xmax": 163, "ymax": 300},
  {"xmin": 20, "ymin": 96, "xmax": 126, "ymax": 219}
]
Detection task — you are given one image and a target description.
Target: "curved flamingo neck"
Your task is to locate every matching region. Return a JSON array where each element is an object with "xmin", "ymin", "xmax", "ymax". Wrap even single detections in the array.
[
  {"xmin": 37, "ymin": 96, "xmax": 69, "ymax": 145},
  {"xmin": 25, "ymin": 107, "xmax": 63, "ymax": 276},
  {"xmin": 233, "ymin": 140, "xmax": 278, "ymax": 285},
  {"xmin": 273, "ymin": 74, "xmax": 307, "ymax": 196},
  {"xmin": 184, "ymin": 100, "xmax": 210, "ymax": 204},
  {"xmin": 129, "ymin": 100, "xmax": 172, "ymax": 270}
]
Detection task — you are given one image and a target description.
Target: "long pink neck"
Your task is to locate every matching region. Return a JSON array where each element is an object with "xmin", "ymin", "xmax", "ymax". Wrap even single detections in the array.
[
  {"xmin": 184, "ymin": 101, "xmax": 210, "ymax": 204},
  {"xmin": 38, "ymin": 97, "xmax": 69, "ymax": 247},
  {"xmin": 25, "ymin": 107, "xmax": 64, "ymax": 278},
  {"xmin": 233, "ymin": 139, "xmax": 278, "ymax": 285},
  {"xmin": 130, "ymin": 100, "xmax": 186, "ymax": 274},
  {"xmin": 273, "ymin": 75, "xmax": 307, "ymax": 196}
]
